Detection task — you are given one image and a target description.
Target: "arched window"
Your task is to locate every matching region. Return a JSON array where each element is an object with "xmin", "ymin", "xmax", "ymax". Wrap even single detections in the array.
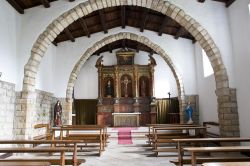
[{"xmin": 202, "ymin": 49, "xmax": 214, "ymax": 77}]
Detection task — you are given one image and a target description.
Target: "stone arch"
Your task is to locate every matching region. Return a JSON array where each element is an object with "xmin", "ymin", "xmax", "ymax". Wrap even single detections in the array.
[
  {"xmin": 66, "ymin": 32, "xmax": 186, "ymax": 122},
  {"xmin": 22, "ymin": 0, "xmax": 239, "ymax": 137}
]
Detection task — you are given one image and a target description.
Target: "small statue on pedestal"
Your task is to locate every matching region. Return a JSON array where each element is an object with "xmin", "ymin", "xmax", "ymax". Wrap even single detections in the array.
[
  {"xmin": 185, "ymin": 101, "xmax": 193, "ymax": 124},
  {"xmin": 54, "ymin": 100, "xmax": 62, "ymax": 127}
]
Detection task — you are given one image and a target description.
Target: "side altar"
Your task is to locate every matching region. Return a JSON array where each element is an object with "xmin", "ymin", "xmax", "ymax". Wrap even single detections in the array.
[{"xmin": 96, "ymin": 50, "xmax": 157, "ymax": 126}]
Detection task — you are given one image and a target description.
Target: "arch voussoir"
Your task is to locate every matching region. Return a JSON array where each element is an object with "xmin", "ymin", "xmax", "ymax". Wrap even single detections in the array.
[
  {"xmin": 66, "ymin": 32, "xmax": 186, "ymax": 123},
  {"xmin": 20, "ymin": 0, "xmax": 239, "ymax": 139}
]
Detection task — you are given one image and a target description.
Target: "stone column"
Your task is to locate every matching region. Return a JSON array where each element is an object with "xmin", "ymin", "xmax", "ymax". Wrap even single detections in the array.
[
  {"xmin": 14, "ymin": 91, "xmax": 36, "ymax": 140},
  {"xmin": 63, "ymin": 98, "xmax": 73, "ymax": 125},
  {"xmin": 133, "ymin": 66, "xmax": 140, "ymax": 112},
  {"xmin": 150, "ymin": 66, "xmax": 155, "ymax": 97},
  {"xmin": 133, "ymin": 66, "xmax": 139, "ymax": 99},
  {"xmin": 97, "ymin": 67, "xmax": 102, "ymax": 104},
  {"xmin": 114, "ymin": 67, "xmax": 119, "ymax": 99},
  {"xmin": 114, "ymin": 67, "xmax": 120, "ymax": 106}
]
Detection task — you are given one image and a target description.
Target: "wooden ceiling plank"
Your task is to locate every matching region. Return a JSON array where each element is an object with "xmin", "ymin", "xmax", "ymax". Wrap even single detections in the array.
[
  {"xmin": 158, "ymin": 16, "xmax": 170, "ymax": 36},
  {"xmin": 140, "ymin": 8, "xmax": 149, "ymax": 32},
  {"xmin": 226, "ymin": 0, "xmax": 235, "ymax": 7},
  {"xmin": 121, "ymin": 6, "xmax": 126, "ymax": 29},
  {"xmin": 64, "ymin": 28, "xmax": 75, "ymax": 42},
  {"xmin": 79, "ymin": 18, "xmax": 91, "ymax": 38},
  {"xmin": 98, "ymin": 10, "xmax": 108, "ymax": 34},
  {"xmin": 40, "ymin": 0, "xmax": 50, "ymax": 8},
  {"xmin": 6, "ymin": 0, "xmax": 24, "ymax": 14},
  {"xmin": 174, "ymin": 27, "xmax": 187, "ymax": 39}
]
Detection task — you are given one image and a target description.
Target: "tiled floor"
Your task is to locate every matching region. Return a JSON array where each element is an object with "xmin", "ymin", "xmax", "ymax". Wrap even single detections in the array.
[{"xmin": 81, "ymin": 127, "xmax": 176, "ymax": 166}]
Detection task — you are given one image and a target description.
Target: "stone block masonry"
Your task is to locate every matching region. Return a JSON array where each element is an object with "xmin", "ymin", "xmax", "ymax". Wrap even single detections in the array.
[{"xmin": 0, "ymin": 80, "xmax": 15, "ymax": 141}]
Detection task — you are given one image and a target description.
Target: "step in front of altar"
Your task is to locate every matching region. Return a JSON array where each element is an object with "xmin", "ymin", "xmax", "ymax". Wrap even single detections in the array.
[{"xmin": 107, "ymin": 127, "xmax": 148, "ymax": 140}]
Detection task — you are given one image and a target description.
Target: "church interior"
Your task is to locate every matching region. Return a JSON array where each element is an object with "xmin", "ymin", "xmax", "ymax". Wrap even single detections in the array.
[{"xmin": 1, "ymin": 0, "xmax": 250, "ymax": 165}]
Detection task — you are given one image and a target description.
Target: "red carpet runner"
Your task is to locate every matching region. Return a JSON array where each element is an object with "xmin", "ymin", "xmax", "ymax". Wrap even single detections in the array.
[{"xmin": 116, "ymin": 127, "xmax": 136, "ymax": 145}]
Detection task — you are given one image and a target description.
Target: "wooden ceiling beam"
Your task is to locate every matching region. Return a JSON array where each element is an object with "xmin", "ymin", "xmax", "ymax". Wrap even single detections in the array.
[
  {"xmin": 121, "ymin": 6, "xmax": 126, "ymax": 29},
  {"xmin": 98, "ymin": 10, "xmax": 108, "ymax": 34},
  {"xmin": 79, "ymin": 18, "xmax": 90, "ymax": 38},
  {"xmin": 108, "ymin": 44, "xmax": 113, "ymax": 53},
  {"xmin": 6, "ymin": 0, "xmax": 24, "ymax": 14},
  {"xmin": 122, "ymin": 40, "xmax": 126, "ymax": 49},
  {"xmin": 136, "ymin": 42, "xmax": 140, "ymax": 53},
  {"xmin": 158, "ymin": 16, "xmax": 170, "ymax": 36},
  {"xmin": 40, "ymin": 0, "xmax": 50, "ymax": 8},
  {"xmin": 140, "ymin": 8, "xmax": 149, "ymax": 32},
  {"xmin": 226, "ymin": 0, "xmax": 236, "ymax": 7},
  {"xmin": 52, "ymin": 41, "xmax": 57, "ymax": 46},
  {"xmin": 174, "ymin": 27, "xmax": 187, "ymax": 39},
  {"xmin": 64, "ymin": 28, "xmax": 75, "ymax": 42}
]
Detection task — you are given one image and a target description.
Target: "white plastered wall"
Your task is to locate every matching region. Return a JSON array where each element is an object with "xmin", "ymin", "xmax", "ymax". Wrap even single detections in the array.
[
  {"xmin": 0, "ymin": 1, "xmax": 21, "ymax": 84},
  {"xmin": 228, "ymin": 0, "xmax": 250, "ymax": 137}
]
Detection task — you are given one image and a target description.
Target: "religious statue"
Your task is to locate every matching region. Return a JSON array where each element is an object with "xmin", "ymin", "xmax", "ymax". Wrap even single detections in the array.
[
  {"xmin": 95, "ymin": 56, "xmax": 103, "ymax": 67},
  {"xmin": 105, "ymin": 79, "xmax": 113, "ymax": 97},
  {"xmin": 148, "ymin": 54, "xmax": 157, "ymax": 66},
  {"xmin": 185, "ymin": 101, "xmax": 193, "ymax": 124},
  {"xmin": 121, "ymin": 76, "xmax": 131, "ymax": 97},
  {"xmin": 54, "ymin": 100, "xmax": 62, "ymax": 127}
]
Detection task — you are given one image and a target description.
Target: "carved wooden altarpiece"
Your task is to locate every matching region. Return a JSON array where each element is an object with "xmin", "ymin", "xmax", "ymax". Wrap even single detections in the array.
[{"xmin": 95, "ymin": 50, "xmax": 157, "ymax": 126}]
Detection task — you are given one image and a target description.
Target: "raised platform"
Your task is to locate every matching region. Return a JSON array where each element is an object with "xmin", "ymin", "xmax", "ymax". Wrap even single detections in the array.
[{"xmin": 107, "ymin": 127, "xmax": 148, "ymax": 140}]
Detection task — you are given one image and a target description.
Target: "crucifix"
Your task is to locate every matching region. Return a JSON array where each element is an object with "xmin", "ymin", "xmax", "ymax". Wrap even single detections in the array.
[{"xmin": 121, "ymin": 76, "xmax": 131, "ymax": 97}]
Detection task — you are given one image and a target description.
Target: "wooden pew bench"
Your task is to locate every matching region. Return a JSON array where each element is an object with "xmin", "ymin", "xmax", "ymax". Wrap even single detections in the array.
[
  {"xmin": 52, "ymin": 125, "xmax": 107, "ymax": 156},
  {"xmin": 152, "ymin": 126, "xmax": 208, "ymax": 156},
  {"xmin": 0, "ymin": 161, "xmax": 51, "ymax": 166},
  {"xmin": 0, "ymin": 147, "xmax": 72, "ymax": 166},
  {"xmin": 202, "ymin": 162, "xmax": 250, "ymax": 166},
  {"xmin": 33, "ymin": 124, "xmax": 51, "ymax": 141},
  {"xmin": 171, "ymin": 137, "xmax": 250, "ymax": 166},
  {"xmin": 146, "ymin": 124, "xmax": 197, "ymax": 145},
  {"xmin": 0, "ymin": 140, "xmax": 86, "ymax": 166},
  {"xmin": 203, "ymin": 122, "xmax": 220, "ymax": 138},
  {"xmin": 63, "ymin": 125, "xmax": 109, "ymax": 147},
  {"xmin": 184, "ymin": 146, "xmax": 250, "ymax": 166}
]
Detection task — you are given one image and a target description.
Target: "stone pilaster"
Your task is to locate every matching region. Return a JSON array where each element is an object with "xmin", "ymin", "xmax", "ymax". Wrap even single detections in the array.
[
  {"xmin": 14, "ymin": 91, "xmax": 36, "ymax": 140},
  {"xmin": 0, "ymin": 80, "xmax": 15, "ymax": 141},
  {"xmin": 60, "ymin": 98, "xmax": 73, "ymax": 125},
  {"xmin": 216, "ymin": 88, "xmax": 240, "ymax": 137}
]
